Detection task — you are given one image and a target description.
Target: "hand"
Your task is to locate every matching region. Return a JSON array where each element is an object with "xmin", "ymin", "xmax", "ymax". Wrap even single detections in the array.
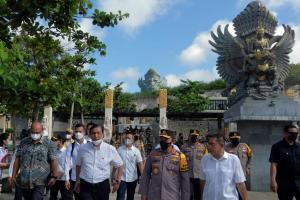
[
  {"xmin": 270, "ymin": 180, "xmax": 277, "ymax": 193},
  {"xmin": 8, "ymin": 177, "xmax": 13, "ymax": 187},
  {"xmin": 11, "ymin": 176, "xmax": 17, "ymax": 188},
  {"xmin": 65, "ymin": 180, "xmax": 71, "ymax": 190},
  {"xmin": 74, "ymin": 181, "xmax": 80, "ymax": 193},
  {"xmin": 48, "ymin": 177, "xmax": 56, "ymax": 187},
  {"xmin": 246, "ymin": 168, "xmax": 250, "ymax": 176},
  {"xmin": 112, "ymin": 180, "xmax": 120, "ymax": 193}
]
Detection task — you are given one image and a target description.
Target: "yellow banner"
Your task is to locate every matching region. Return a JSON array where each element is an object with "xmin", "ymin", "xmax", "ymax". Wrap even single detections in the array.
[
  {"xmin": 105, "ymin": 89, "xmax": 113, "ymax": 108},
  {"xmin": 159, "ymin": 89, "xmax": 167, "ymax": 108}
]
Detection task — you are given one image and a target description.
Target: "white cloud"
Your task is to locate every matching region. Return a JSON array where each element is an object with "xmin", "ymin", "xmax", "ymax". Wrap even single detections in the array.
[
  {"xmin": 110, "ymin": 67, "xmax": 140, "ymax": 80},
  {"xmin": 289, "ymin": 25, "xmax": 300, "ymax": 63},
  {"xmin": 120, "ymin": 82, "xmax": 129, "ymax": 92},
  {"xmin": 179, "ymin": 20, "xmax": 234, "ymax": 67},
  {"xmin": 79, "ymin": 18, "xmax": 106, "ymax": 39},
  {"xmin": 98, "ymin": 0, "xmax": 180, "ymax": 33},
  {"xmin": 165, "ymin": 67, "xmax": 220, "ymax": 87}
]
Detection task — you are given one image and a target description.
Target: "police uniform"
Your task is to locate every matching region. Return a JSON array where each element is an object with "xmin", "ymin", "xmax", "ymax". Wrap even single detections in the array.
[
  {"xmin": 181, "ymin": 129, "xmax": 207, "ymax": 200},
  {"xmin": 139, "ymin": 129, "xmax": 190, "ymax": 200},
  {"xmin": 225, "ymin": 131, "xmax": 253, "ymax": 189}
]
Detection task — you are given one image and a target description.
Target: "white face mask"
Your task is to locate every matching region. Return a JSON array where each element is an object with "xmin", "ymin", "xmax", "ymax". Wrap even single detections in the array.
[
  {"xmin": 66, "ymin": 134, "xmax": 72, "ymax": 140},
  {"xmin": 92, "ymin": 139, "xmax": 102, "ymax": 146},
  {"xmin": 31, "ymin": 133, "xmax": 41, "ymax": 141},
  {"xmin": 43, "ymin": 130, "xmax": 48, "ymax": 137},
  {"xmin": 125, "ymin": 138, "xmax": 133, "ymax": 146},
  {"xmin": 75, "ymin": 132, "xmax": 84, "ymax": 140}
]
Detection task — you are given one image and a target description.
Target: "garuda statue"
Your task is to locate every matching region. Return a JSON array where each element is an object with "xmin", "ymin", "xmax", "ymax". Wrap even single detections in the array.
[{"xmin": 210, "ymin": 1, "xmax": 295, "ymax": 106}]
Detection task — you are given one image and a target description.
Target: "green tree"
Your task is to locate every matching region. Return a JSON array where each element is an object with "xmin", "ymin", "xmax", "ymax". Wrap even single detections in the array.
[
  {"xmin": 168, "ymin": 80, "xmax": 209, "ymax": 112},
  {"xmin": 285, "ymin": 64, "xmax": 300, "ymax": 88},
  {"xmin": 114, "ymin": 83, "xmax": 136, "ymax": 113}
]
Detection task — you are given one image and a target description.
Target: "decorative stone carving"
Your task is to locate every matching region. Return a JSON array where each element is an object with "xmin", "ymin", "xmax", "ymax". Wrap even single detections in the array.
[
  {"xmin": 210, "ymin": 1, "xmax": 295, "ymax": 106},
  {"xmin": 138, "ymin": 68, "xmax": 166, "ymax": 92}
]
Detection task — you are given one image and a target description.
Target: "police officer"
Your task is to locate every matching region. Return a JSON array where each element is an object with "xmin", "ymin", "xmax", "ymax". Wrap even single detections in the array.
[
  {"xmin": 139, "ymin": 129, "xmax": 190, "ymax": 200},
  {"xmin": 182, "ymin": 129, "xmax": 207, "ymax": 200},
  {"xmin": 225, "ymin": 131, "xmax": 253, "ymax": 189}
]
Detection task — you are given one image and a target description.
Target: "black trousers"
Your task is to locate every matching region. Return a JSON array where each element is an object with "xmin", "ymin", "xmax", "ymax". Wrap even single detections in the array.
[
  {"xmin": 71, "ymin": 180, "xmax": 80, "ymax": 200},
  {"xmin": 22, "ymin": 185, "xmax": 45, "ymax": 200},
  {"xmin": 190, "ymin": 178, "xmax": 201, "ymax": 200},
  {"xmin": 116, "ymin": 180, "xmax": 138, "ymax": 200},
  {"xmin": 80, "ymin": 179, "xmax": 110, "ymax": 200},
  {"xmin": 50, "ymin": 180, "xmax": 73, "ymax": 200},
  {"xmin": 278, "ymin": 185, "xmax": 300, "ymax": 200}
]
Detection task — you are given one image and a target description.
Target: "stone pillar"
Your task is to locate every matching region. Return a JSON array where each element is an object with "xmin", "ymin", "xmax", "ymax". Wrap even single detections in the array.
[
  {"xmin": 43, "ymin": 106, "xmax": 53, "ymax": 138},
  {"xmin": 104, "ymin": 89, "xmax": 113, "ymax": 142},
  {"xmin": 159, "ymin": 89, "xmax": 168, "ymax": 130}
]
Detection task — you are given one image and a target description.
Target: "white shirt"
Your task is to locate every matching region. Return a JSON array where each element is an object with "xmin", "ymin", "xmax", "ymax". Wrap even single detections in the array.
[
  {"xmin": 199, "ymin": 151, "xmax": 245, "ymax": 200},
  {"xmin": 117, "ymin": 145, "xmax": 143, "ymax": 182},
  {"xmin": 0, "ymin": 147, "xmax": 8, "ymax": 179},
  {"xmin": 65, "ymin": 139, "xmax": 87, "ymax": 181},
  {"xmin": 57, "ymin": 147, "xmax": 68, "ymax": 181},
  {"xmin": 76, "ymin": 141, "xmax": 123, "ymax": 184}
]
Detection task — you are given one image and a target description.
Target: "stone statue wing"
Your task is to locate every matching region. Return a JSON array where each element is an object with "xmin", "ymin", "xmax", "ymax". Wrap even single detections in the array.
[
  {"xmin": 209, "ymin": 25, "xmax": 244, "ymax": 86},
  {"xmin": 271, "ymin": 25, "xmax": 295, "ymax": 82}
]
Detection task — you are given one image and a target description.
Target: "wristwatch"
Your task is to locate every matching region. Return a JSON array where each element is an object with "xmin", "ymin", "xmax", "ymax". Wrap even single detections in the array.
[{"xmin": 50, "ymin": 175, "xmax": 58, "ymax": 180}]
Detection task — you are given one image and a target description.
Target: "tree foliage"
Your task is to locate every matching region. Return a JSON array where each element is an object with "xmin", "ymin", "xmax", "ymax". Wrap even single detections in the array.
[
  {"xmin": 167, "ymin": 80, "xmax": 210, "ymax": 112},
  {"xmin": 285, "ymin": 64, "xmax": 300, "ymax": 88}
]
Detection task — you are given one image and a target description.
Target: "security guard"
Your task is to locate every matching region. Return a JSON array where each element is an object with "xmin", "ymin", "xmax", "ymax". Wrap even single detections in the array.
[
  {"xmin": 225, "ymin": 131, "xmax": 253, "ymax": 189},
  {"xmin": 181, "ymin": 129, "xmax": 207, "ymax": 200},
  {"xmin": 139, "ymin": 129, "xmax": 190, "ymax": 200}
]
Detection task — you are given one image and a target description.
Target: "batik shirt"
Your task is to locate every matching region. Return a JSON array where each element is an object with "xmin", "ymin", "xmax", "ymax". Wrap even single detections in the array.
[{"xmin": 16, "ymin": 137, "xmax": 57, "ymax": 189}]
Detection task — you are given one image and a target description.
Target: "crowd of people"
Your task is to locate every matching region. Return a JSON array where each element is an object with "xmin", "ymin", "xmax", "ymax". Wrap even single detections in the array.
[{"xmin": 0, "ymin": 122, "xmax": 299, "ymax": 200}]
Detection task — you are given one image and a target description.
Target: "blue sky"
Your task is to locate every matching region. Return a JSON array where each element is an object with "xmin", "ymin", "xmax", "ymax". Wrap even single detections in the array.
[{"xmin": 78, "ymin": 0, "xmax": 300, "ymax": 92}]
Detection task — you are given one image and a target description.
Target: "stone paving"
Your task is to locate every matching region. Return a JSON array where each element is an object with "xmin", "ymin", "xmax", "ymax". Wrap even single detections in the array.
[{"xmin": 0, "ymin": 189, "xmax": 278, "ymax": 200}]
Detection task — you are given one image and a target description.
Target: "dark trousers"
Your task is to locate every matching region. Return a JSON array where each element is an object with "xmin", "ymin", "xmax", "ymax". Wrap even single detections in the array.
[
  {"xmin": 278, "ymin": 185, "xmax": 300, "ymax": 200},
  {"xmin": 80, "ymin": 179, "xmax": 110, "ymax": 200},
  {"xmin": 50, "ymin": 180, "xmax": 73, "ymax": 200},
  {"xmin": 117, "ymin": 180, "xmax": 138, "ymax": 200},
  {"xmin": 190, "ymin": 178, "xmax": 201, "ymax": 200},
  {"xmin": 22, "ymin": 185, "xmax": 45, "ymax": 200},
  {"xmin": 14, "ymin": 185, "xmax": 23, "ymax": 200},
  {"xmin": 71, "ymin": 180, "xmax": 80, "ymax": 200}
]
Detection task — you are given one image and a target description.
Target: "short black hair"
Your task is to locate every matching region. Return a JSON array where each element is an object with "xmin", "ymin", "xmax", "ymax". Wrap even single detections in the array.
[
  {"xmin": 0, "ymin": 133, "xmax": 9, "ymax": 146},
  {"xmin": 75, "ymin": 123, "xmax": 85, "ymax": 130},
  {"xmin": 89, "ymin": 124, "xmax": 104, "ymax": 133},
  {"xmin": 284, "ymin": 124, "xmax": 298, "ymax": 132},
  {"xmin": 206, "ymin": 133, "xmax": 225, "ymax": 145}
]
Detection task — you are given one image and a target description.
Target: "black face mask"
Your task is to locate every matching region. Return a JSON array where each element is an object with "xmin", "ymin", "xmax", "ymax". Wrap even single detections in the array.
[
  {"xmin": 134, "ymin": 136, "xmax": 139, "ymax": 141},
  {"xmin": 160, "ymin": 141, "xmax": 171, "ymax": 150},
  {"xmin": 288, "ymin": 134, "xmax": 297, "ymax": 142},
  {"xmin": 230, "ymin": 138, "xmax": 240, "ymax": 147},
  {"xmin": 191, "ymin": 136, "xmax": 197, "ymax": 143}
]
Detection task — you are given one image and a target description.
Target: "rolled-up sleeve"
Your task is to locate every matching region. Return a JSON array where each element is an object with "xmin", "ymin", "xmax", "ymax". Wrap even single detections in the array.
[{"xmin": 110, "ymin": 146, "xmax": 123, "ymax": 167}]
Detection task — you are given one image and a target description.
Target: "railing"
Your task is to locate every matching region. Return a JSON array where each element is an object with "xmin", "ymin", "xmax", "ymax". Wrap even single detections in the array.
[{"xmin": 206, "ymin": 97, "xmax": 228, "ymax": 111}]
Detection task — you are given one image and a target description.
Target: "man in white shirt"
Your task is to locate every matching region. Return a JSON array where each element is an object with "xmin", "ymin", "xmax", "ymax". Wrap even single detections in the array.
[
  {"xmin": 64, "ymin": 123, "xmax": 88, "ymax": 200},
  {"xmin": 50, "ymin": 134, "xmax": 73, "ymax": 200},
  {"xmin": 117, "ymin": 128, "xmax": 144, "ymax": 200},
  {"xmin": 200, "ymin": 133, "xmax": 248, "ymax": 200},
  {"xmin": 75, "ymin": 124, "xmax": 124, "ymax": 200}
]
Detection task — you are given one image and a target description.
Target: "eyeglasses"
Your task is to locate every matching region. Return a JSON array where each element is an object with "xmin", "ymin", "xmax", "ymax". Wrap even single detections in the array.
[
  {"xmin": 31, "ymin": 131, "xmax": 41, "ymax": 134},
  {"xmin": 288, "ymin": 132, "xmax": 298, "ymax": 134}
]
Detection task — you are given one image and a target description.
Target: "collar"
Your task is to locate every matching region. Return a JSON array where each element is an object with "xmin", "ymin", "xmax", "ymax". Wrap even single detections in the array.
[
  {"xmin": 75, "ymin": 139, "xmax": 87, "ymax": 146},
  {"xmin": 210, "ymin": 151, "xmax": 228, "ymax": 161}
]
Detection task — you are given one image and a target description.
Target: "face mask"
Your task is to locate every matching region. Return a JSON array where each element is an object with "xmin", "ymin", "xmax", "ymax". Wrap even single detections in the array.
[
  {"xmin": 191, "ymin": 136, "xmax": 197, "ymax": 143},
  {"xmin": 134, "ymin": 136, "xmax": 139, "ymax": 141},
  {"xmin": 66, "ymin": 134, "xmax": 72, "ymax": 140},
  {"xmin": 31, "ymin": 133, "xmax": 41, "ymax": 141},
  {"xmin": 75, "ymin": 132, "xmax": 84, "ymax": 140},
  {"xmin": 125, "ymin": 138, "xmax": 133, "ymax": 146},
  {"xmin": 230, "ymin": 138, "xmax": 240, "ymax": 147},
  {"xmin": 92, "ymin": 139, "xmax": 102, "ymax": 146},
  {"xmin": 288, "ymin": 134, "xmax": 297, "ymax": 142},
  {"xmin": 160, "ymin": 140, "xmax": 170, "ymax": 150}
]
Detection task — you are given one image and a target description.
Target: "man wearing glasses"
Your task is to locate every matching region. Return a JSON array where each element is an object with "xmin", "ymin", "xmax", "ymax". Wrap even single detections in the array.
[{"xmin": 269, "ymin": 124, "xmax": 300, "ymax": 200}]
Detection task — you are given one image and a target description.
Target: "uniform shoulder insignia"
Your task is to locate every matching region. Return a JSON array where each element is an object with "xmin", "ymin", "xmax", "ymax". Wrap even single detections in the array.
[{"xmin": 179, "ymin": 153, "xmax": 189, "ymax": 172}]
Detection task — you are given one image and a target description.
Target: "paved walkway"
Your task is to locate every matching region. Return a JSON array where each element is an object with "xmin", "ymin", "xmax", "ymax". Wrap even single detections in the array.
[{"xmin": 0, "ymin": 190, "xmax": 278, "ymax": 200}]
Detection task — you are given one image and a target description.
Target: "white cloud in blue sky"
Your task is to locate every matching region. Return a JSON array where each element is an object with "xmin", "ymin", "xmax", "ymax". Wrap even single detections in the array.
[
  {"xmin": 88, "ymin": 0, "xmax": 300, "ymax": 92},
  {"xmin": 110, "ymin": 67, "xmax": 140, "ymax": 80},
  {"xmin": 98, "ymin": 0, "xmax": 182, "ymax": 33}
]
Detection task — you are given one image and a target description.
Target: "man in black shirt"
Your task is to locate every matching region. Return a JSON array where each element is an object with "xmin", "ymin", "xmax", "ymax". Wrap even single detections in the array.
[{"xmin": 269, "ymin": 124, "xmax": 300, "ymax": 200}]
